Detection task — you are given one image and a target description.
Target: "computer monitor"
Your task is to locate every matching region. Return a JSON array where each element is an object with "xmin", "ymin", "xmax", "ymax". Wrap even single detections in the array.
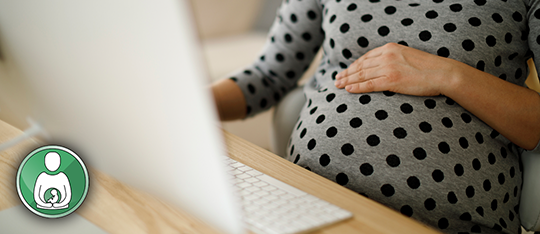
[{"xmin": 0, "ymin": 1, "xmax": 244, "ymax": 233}]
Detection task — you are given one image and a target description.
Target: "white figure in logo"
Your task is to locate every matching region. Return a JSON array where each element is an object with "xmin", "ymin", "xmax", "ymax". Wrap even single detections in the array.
[{"xmin": 34, "ymin": 152, "xmax": 71, "ymax": 209}]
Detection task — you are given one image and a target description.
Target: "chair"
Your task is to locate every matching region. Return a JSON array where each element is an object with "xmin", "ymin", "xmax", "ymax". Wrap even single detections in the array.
[
  {"xmin": 270, "ymin": 86, "xmax": 306, "ymax": 158},
  {"xmin": 520, "ymin": 150, "xmax": 540, "ymax": 232}
]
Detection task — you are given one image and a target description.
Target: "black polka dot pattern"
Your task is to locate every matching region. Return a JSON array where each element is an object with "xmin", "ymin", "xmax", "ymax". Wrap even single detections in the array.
[
  {"xmin": 231, "ymin": 1, "xmax": 526, "ymax": 233},
  {"xmin": 386, "ymin": 154, "xmax": 400, "ymax": 167},
  {"xmin": 360, "ymin": 163, "xmax": 374, "ymax": 176},
  {"xmin": 319, "ymin": 154, "xmax": 330, "ymax": 166},
  {"xmin": 407, "ymin": 176, "xmax": 421, "ymax": 189}
]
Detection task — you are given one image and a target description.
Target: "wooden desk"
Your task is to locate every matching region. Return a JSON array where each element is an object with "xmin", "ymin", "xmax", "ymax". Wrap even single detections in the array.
[{"xmin": 0, "ymin": 119, "xmax": 440, "ymax": 234}]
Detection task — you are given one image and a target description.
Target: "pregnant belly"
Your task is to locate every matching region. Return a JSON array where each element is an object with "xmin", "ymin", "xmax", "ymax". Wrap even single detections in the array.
[
  {"xmin": 288, "ymin": 90, "xmax": 520, "ymax": 206},
  {"xmin": 287, "ymin": 90, "xmax": 522, "ymax": 232}
]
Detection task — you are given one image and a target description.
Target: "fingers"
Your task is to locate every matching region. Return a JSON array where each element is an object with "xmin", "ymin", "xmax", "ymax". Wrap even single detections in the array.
[
  {"xmin": 336, "ymin": 48, "xmax": 384, "ymax": 79},
  {"xmin": 336, "ymin": 44, "xmax": 391, "ymax": 79},
  {"xmin": 334, "ymin": 60, "xmax": 387, "ymax": 89},
  {"xmin": 335, "ymin": 70, "xmax": 391, "ymax": 94},
  {"xmin": 334, "ymin": 68, "xmax": 367, "ymax": 89},
  {"xmin": 345, "ymin": 76, "xmax": 391, "ymax": 94},
  {"xmin": 334, "ymin": 57, "xmax": 381, "ymax": 89}
]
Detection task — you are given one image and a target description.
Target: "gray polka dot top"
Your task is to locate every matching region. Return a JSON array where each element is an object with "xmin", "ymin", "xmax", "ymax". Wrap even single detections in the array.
[{"xmin": 228, "ymin": 0, "xmax": 540, "ymax": 233}]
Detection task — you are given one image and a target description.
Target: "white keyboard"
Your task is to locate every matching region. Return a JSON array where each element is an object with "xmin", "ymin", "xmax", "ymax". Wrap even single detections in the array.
[{"xmin": 225, "ymin": 158, "xmax": 353, "ymax": 234}]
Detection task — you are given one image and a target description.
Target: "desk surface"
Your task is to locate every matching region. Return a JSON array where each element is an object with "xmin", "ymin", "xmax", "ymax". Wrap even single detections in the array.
[{"xmin": 0, "ymin": 119, "xmax": 440, "ymax": 234}]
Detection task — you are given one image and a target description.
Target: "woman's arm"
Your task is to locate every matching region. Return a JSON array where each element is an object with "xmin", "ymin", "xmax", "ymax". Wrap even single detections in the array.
[
  {"xmin": 211, "ymin": 78, "xmax": 247, "ymax": 121},
  {"xmin": 334, "ymin": 43, "xmax": 540, "ymax": 150},
  {"xmin": 211, "ymin": 0, "xmax": 324, "ymax": 121},
  {"xmin": 445, "ymin": 60, "xmax": 540, "ymax": 150}
]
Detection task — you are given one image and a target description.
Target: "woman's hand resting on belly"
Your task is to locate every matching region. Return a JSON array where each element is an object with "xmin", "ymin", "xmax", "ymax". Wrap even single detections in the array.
[
  {"xmin": 334, "ymin": 42, "xmax": 540, "ymax": 151},
  {"xmin": 334, "ymin": 42, "xmax": 457, "ymax": 96}
]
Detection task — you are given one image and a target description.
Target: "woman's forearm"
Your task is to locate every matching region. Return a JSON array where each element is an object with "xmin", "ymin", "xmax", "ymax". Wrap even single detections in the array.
[
  {"xmin": 444, "ymin": 61, "xmax": 540, "ymax": 150},
  {"xmin": 211, "ymin": 78, "xmax": 247, "ymax": 121}
]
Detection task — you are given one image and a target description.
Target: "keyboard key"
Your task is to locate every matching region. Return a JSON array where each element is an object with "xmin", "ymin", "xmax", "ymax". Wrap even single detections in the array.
[
  {"xmin": 237, "ymin": 166, "xmax": 252, "ymax": 172},
  {"xmin": 253, "ymin": 199, "xmax": 269, "ymax": 206},
  {"xmin": 254, "ymin": 190, "xmax": 269, "ymax": 197},
  {"xmin": 253, "ymin": 181, "xmax": 268, "ymax": 187},
  {"xmin": 253, "ymin": 209, "xmax": 270, "ymax": 217},
  {"xmin": 300, "ymin": 194, "xmax": 319, "ymax": 202},
  {"xmin": 262, "ymin": 186, "xmax": 277, "ymax": 192},
  {"xmin": 234, "ymin": 179, "xmax": 244, "ymax": 184},
  {"xmin": 245, "ymin": 177, "xmax": 260, "ymax": 183},
  {"xmin": 262, "ymin": 203, "xmax": 279, "ymax": 210},
  {"xmin": 231, "ymin": 170, "xmax": 243, "ymax": 176},
  {"xmin": 273, "ymin": 199, "xmax": 287, "ymax": 207},
  {"xmin": 237, "ymin": 182, "xmax": 252, "ymax": 188},
  {"xmin": 263, "ymin": 195, "xmax": 279, "ymax": 202},
  {"xmin": 271, "ymin": 190, "xmax": 286, "ymax": 196},
  {"xmin": 244, "ymin": 206, "xmax": 258, "ymax": 213},
  {"xmin": 290, "ymin": 197, "xmax": 306, "ymax": 206},
  {"xmin": 280, "ymin": 194, "xmax": 295, "ymax": 200},
  {"xmin": 245, "ymin": 194, "xmax": 259, "ymax": 201},
  {"xmin": 246, "ymin": 170, "xmax": 263, "ymax": 177},
  {"xmin": 236, "ymin": 173, "xmax": 251, "ymax": 179},
  {"xmin": 231, "ymin": 162, "xmax": 244, "ymax": 168},
  {"xmin": 245, "ymin": 186, "xmax": 261, "ymax": 192},
  {"xmin": 239, "ymin": 190, "xmax": 252, "ymax": 196}
]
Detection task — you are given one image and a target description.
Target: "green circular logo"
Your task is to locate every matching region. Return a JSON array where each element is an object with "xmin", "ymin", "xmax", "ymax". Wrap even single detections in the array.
[{"xmin": 16, "ymin": 145, "xmax": 89, "ymax": 218}]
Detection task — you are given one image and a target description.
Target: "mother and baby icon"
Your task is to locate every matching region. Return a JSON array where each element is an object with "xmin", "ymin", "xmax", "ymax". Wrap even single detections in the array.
[{"xmin": 33, "ymin": 152, "xmax": 71, "ymax": 209}]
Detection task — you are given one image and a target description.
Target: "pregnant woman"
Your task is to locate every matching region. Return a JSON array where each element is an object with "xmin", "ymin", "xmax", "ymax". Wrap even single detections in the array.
[{"xmin": 211, "ymin": 1, "xmax": 540, "ymax": 233}]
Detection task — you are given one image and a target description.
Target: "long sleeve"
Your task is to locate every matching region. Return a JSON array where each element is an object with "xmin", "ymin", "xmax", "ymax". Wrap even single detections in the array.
[
  {"xmin": 228, "ymin": 0, "xmax": 324, "ymax": 118},
  {"xmin": 526, "ymin": 0, "xmax": 540, "ymax": 152}
]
